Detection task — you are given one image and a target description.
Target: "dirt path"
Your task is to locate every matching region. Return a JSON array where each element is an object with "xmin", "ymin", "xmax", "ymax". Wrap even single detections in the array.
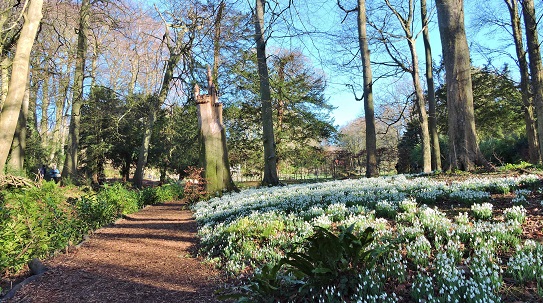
[{"xmin": 4, "ymin": 202, "xmax": 227, "ymax": 303}]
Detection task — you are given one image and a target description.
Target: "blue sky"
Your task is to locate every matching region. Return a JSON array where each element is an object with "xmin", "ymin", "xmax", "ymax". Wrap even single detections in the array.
[{"xmin": 285, "ymin": 1, "xmax": 519, "ymax": 128}]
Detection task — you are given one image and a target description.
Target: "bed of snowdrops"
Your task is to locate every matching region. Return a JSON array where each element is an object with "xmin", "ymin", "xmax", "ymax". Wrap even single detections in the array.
[{"xmin": 193, "ymin": 174, "xmax": 543, "ymax": 302}]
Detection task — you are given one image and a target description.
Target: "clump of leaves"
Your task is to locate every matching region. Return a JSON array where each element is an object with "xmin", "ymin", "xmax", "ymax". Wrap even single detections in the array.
[
  {"xmin": 283, "ymin": 225, "xmax": 384, "ymax": 300},
  {"xmin": 224, "ymin": 225, "xmax": 386, "ymax": 302}
]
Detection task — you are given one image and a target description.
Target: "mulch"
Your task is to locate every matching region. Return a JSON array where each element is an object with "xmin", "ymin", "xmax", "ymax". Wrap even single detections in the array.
[{"xmin": 1, "ymin": 202, "xmax": 228, "ymax": 303}]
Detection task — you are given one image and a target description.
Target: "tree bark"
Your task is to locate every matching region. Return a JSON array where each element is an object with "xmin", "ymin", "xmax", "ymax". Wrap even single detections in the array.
[
  {"xmin": 0, "ymin": 0, "xmax": 43, "ymax": 174},
  {"xmin": 521, "ymin": 0, "xmax": 543, "ymax": 164},
  {"xmin": 435, "ymin": 0, "xmax": 486, "ymax": 171},
  {"xmin": 40, "ymin": 75, "xmax": 50, "ymax": 146},
  {"xmin": 254, "ymin": 0, "xmax": 279, "ymax": 185},
  {"xmin": 408, "ymin": 38, "xmax": 432, "ymax": 173},
  {"xmin": 421, "ymin": 0, "xmax": 442, "ymax": 171},
  {"xmin": 1, "ymin": 56, "xmax": 10, "ymax": 110},
  {"xmin": 62, "ymin": 0, "xmax": 90, "ymax": 181},
  {"xmin": 357, "ymin": 0, "xmax": 378, "ymax": 177},
  {"xmin": 212, "ymin": 1, "xmax": 225, "ymax": 86},
  {"xmin": 195, "ymin": 72, "xmax": 237, "ymax": 194},
  {"xmin": 505, "ymin": 0, "xmax": 539, "ymax": 163},
  {"xmin": 384, "ymin": 0, "xmax": 431, "ymax": 173},
  {"xmin": 7, "ymin": 76, "xmax": 30, "ymax": 172}
]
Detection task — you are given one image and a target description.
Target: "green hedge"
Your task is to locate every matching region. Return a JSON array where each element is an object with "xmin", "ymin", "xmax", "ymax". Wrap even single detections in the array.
[{"xmin": 0, "ymin": 182, "xmax": 181, "ymax": 275}]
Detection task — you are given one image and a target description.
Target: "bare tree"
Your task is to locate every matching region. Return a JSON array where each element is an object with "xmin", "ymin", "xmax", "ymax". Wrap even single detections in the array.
[
  {"xmin": 421, "ymin": 0, "xmax": 441, "ymax": 171},
  {"xmin": 0, "ymin": 0, "xmax": 43, "ymax": 174},
  {"xmin": 503, "ymin": 0, "xmax": 539, "ymax": 164},
  {"xmin": 254, "ymin": 0, "xmax": 279, "ymax": 185},
  {"xmin": 378, "ymin": 0, "xmax": 431, "ymax": 173},
  {"xmin": 521, "ymin": 0, "xmax": 543, "ymax": 164},
  {"xmin": 435, "ymin": 0, "xmax": 486, "ymax": 171},
  {"xmin": 133, "ymin": 5, "xmax": 197, "ymax": 188},
  {"xmin": 337, "ymin": 0, "xmax": 379, "ymax": 178},
  {"xmin": 62, "ymin": 0, "xmax": 91, "ymax": 181}
]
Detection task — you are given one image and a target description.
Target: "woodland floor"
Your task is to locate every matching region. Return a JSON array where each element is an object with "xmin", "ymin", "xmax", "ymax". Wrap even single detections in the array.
[
  {"xmin": 1, "ymin": 201, "xmax": 228, "ymax": 303},
  {"xmin": 2, "ymin": 173, "xmax": 543, "ymax": 302}
]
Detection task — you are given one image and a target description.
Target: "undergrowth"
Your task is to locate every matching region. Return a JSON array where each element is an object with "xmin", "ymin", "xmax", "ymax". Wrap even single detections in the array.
[{"xmin": 0, "ymin": 181, "xmax": 182, "ymax": 276}]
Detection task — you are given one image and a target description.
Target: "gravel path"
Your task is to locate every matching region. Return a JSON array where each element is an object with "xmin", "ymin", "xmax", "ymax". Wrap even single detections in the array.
[{"xmin": 4, "ymin": 202, "xmax": 226, "ymax": 303}]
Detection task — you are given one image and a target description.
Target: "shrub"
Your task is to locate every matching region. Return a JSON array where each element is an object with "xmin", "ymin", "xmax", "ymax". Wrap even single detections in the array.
[
  {"xmin": 155, "ymin": 183, "xmax": 184, "ymax": 202},
  {"xmin": 281, "ymin": 225, "xmax": 385, "ymax": 300},
  {"xmin": 226, "ymin": 226, "xmax": 386, "ymax": 302},
  {"xmin": 75, "ymin": 183, "xmax": 140, "ymax": 231},
  {"xmin": 138, "ymin": 183, "xmax": 184, "ymax": 206},
  {"xmin": 0, "ymin": 182, "xmax": 80, "ymax": 274}
]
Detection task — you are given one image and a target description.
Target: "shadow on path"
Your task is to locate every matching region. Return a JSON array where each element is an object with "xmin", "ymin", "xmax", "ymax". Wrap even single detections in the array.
[{"xmin": 4, "ymin": 202, "xmax": 227, "ymax": 303}]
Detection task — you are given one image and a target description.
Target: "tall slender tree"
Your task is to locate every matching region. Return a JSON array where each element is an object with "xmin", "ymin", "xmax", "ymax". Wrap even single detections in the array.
[
  {"xmin": 337, "ymin": 0, "xmax": 378, "ymax": 177},
  {"xmin": 357, "ymin": 0, "xmax": 378, "ymax": 177},
  {"xmin": 504, "ymin": 0, "xmax": 539, "ymax": 164},
  {"xmin": 421, "ymin": 0, "xmax": 441, "ymax": 171},
  {"xmin": 383, "ymin": 0, "xmax": 431, "ymax": 173},
  {"xmin": 521, "ymin": 0, "xmax": 543, "ymax": 164},
  {"xmin": 435, "ymin": 0, "xmax": 486, "ymax": 171},
  {"xmin": 133, "ymin": 7, "xmax": 196, "ymax": 188},
  {"xmin": 0, "ymin": 0, "xmax": 43, "ymax": 174},
  {"xmin": 62, "ymin": 0, "xmax": 91, "ymax": 181},
  {"xmin": 254, "ymin": 0, "xmax": 279, "ymax": 185}
]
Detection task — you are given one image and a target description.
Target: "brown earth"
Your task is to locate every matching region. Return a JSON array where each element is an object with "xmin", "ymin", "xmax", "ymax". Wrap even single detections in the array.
[{"xmin": 2, "ymin": 202, "xmax": 228, "ymax": 303}]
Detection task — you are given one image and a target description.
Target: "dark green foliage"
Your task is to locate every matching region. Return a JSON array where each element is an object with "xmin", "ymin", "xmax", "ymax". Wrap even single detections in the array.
[
  {"xmin": 479, "ymin": 135, "xmax": 529, "ymax": 165},
  {"xmin": 0, "ymin": 182, "xmax": 160, "ymax": 275},
  {"xmin": 139, "ymin": 183, "xmax": 184, "ymax": 205},
  {"xmin": 228, "ymin": 226, "xmax": 385, "ymax": 302},
  {"xmin": 435, "ymin": 66, "xmax": 524, "ymax": 140},
  {"xmin": 282, "ymin": 226, "xmax": 382, "ymax": 299},
  {"xmin": 397, "ymin": 120, "xmax": 422, "ymax": 173},
  {"xmin": 224, "ymin": 50, "xmax": 336, "ymax": 178},
  {"xmin": 148, "ymin": 105, "xmax": 200, "ymax": 180},
  {"xmin": 105, "ymin": 93, "xmax": 149, "ymax": 181},
  {"xmin": 80, "ymin": 87, "xmax": 123, "ymax": 183},
  {"xmin": 0, "ymin": 182, "xmax": 79, "ymax": 274}
]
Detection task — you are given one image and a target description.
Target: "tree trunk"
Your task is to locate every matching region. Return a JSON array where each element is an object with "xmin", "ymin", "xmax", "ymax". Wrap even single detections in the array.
[
  {"xmin": 1, "ymin": 56, "xmax": 10, "ymax": 110},
  {"xmin": 421, "ymin": 0, "xmax": 442, "ymax": 171},
  {"xmin": 0, "ymin": 0, "xmax": 43, "ymax": 174},
  {"xmin": 195, "ymin": 72, "xmax": 237, "ymax": 194},
  {"xmin": 254, "ymin": 0, "xmax": 279, "ymax": 185},
  {"xmin": 505, "ymin": 0, "xmax": 539, "ymax": 163},
  {"xmin": 435, "ymin": 0, "xmax": 486, "ymax": 171},
  {"xmin": 7, "ymin": 77, "xmax": 30, "ymax": 172},
  {"xmin": 40, "ymin": 75, "xmax": 50, "ymax": 146},
  {"xmin": 408, "ymin": 38, "xmax": 432, "ymax": 173},
  {"xmin": 52, "ymin": 76, "xmax": 70, "ymax": 162},
  {"xmin": 357, "ymin": 0, "xmax": 378, "ymax": 177},
  {"xmin": 384, "ymin": 0, "xmax": 431, "ymax": 173},
  {"xmin": 521, "ymin": 0, "xmax": 543, "ymax": 164},
  {"xmin": 212, "ymin": 1, "xmax": 225, "ymax": 85},
  {"xmin": 62, "ymin": 0, "xmax": 90, "ymax": 181}
]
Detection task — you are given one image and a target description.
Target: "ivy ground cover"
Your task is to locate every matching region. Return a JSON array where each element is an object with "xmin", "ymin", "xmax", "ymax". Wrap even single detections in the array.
[{"xmin": 193, "ymin": 174, "xmax": 543, "ymax": 302}]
